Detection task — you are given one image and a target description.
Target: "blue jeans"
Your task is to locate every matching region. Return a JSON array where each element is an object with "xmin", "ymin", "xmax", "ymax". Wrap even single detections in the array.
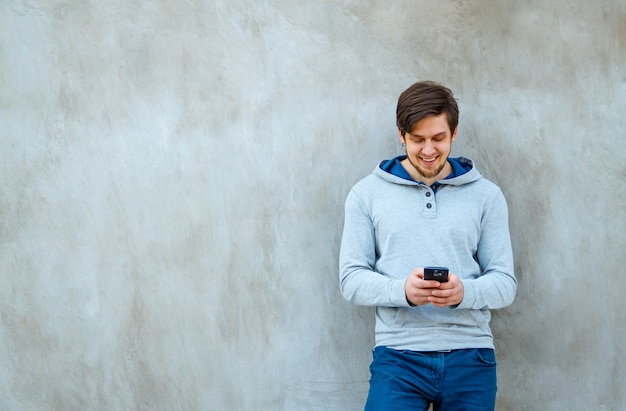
[{"xmin": 364, "ymin": 346, "xmax": 497, "ymax": 411}]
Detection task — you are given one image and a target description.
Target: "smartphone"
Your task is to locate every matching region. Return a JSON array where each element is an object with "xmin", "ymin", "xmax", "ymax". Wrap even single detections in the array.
[{"xmin": 424, "ymin": 266, "xmax": 449, "ymax": 282}]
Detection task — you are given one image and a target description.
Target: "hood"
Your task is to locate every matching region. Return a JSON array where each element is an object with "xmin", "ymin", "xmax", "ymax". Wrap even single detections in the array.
[{"xmin": 373, "ymin": 155, "xmax": 482, "ymax": 187}]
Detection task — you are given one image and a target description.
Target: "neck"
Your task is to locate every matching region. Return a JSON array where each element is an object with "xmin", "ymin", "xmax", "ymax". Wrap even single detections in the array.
[{"xmin": 401, "ymin": 158, "xmax": 452, "ymax": 186}]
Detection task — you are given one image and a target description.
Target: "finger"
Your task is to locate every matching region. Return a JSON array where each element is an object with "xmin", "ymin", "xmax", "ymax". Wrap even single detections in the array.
[
  {"xmin": 428, "ymin": 296, "xmax": 448, "ymax": 306},
  {"xmin": 422, "ymin": 281, "xmax": 442, "ymax": 290},
  {"xmin": 431, "ymin": 288, "xmax": 453, "ymax": 297}
]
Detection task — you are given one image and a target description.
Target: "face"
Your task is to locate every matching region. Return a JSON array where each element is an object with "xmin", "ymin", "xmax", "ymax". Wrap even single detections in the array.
[{"xmin": 398, "ymin": 113, "xmax": 457, "ymax": 184}]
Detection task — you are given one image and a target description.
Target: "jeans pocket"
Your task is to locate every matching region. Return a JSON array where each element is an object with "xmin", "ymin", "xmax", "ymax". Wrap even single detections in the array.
[{"xmin": 475, "ymin": 348, "xmax": 496, "ymax": 366}]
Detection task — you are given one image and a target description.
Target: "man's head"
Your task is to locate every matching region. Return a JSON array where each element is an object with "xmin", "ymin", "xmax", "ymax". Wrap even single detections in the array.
[
  {"xmin": 396, "ymin": 81, "xmax": 459, "ymax": 137},
  {"xmin": 396, "ymin": 81, "xmax": 459, "ymax": 185}
]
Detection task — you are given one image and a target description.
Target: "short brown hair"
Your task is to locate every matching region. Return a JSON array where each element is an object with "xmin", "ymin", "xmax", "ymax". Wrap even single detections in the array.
[{"xmin": 396, "ymin": 81, "xmax": 459, "ymax": 136}]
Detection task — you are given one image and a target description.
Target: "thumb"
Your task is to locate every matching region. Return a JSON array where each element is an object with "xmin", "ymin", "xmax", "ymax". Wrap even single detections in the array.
[{"xmin": 412, "ymin": 267, "xmax": 424, "ymax": 279}]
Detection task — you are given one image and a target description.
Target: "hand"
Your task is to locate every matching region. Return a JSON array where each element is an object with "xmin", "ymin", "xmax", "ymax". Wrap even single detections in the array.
[{"xmin": 405, "ymin": 268, "xmax": 464, "ymax": 307}]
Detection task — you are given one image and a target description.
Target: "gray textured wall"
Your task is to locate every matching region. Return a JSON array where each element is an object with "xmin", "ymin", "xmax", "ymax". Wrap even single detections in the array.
[{"xmin": 1, "ymin": 1, "xmax": 624, "ymax": 410}]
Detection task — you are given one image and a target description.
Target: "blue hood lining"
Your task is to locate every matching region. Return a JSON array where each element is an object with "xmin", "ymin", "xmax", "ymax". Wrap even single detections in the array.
[{"xmin": 379, "ymin": 155, "xmax": 471, "ymax": 184}]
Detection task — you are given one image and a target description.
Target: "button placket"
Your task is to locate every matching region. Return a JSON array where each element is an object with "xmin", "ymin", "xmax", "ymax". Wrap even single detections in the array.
[{"xmin": 421, "ymin": 187, "xmax": 437, "ymax": 217}]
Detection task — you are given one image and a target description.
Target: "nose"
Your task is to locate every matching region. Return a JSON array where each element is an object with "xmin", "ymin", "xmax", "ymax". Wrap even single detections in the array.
[{"xmin": 421, "ymin": 140, "xmax": 437, "ymax": 156}]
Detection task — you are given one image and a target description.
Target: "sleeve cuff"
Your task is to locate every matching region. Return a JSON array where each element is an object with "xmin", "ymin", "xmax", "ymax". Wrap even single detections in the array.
[
  {"xmin": 454, "ymin": 279, "xmax": 476, "ymax": 309},
  {"xmin": 391, "ymin": 278, "xmax": 412, "ymax": 307}
]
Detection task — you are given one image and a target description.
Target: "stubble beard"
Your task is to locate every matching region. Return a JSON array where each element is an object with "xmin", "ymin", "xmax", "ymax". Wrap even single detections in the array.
[{"xmin": 406, "ymin": 155, "xmax": 447, "ymax": 180}]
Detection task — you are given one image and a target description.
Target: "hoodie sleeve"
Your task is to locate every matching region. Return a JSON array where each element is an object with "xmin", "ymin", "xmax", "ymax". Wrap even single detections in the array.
[
  {"xmin": 456, "ymin": 189, "xmax": 517, "ymax": 310},
  {"xmin": 338, "ymin": 189, "xmax": 411, "ymax": 307}
]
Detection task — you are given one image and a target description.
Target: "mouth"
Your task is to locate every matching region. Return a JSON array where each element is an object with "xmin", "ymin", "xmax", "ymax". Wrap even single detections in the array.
[{"xmin": 420, "ymin": 156, "xmax": 439, "ymax": 166}]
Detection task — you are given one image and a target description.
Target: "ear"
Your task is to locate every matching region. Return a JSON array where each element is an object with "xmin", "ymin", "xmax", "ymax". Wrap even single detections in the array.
[
  {"xmin": 451, "ymin": 127, "xmax": 458, "ymax": 142},
  {"xmin": 397, "ymin": 128, "xmax": 405, "ymax": 144}
]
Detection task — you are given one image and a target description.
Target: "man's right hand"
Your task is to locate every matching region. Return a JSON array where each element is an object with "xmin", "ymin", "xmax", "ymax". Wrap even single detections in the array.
[{"xmin": 405, "ymin": 267, "xmax": 444, "ymax": 306}]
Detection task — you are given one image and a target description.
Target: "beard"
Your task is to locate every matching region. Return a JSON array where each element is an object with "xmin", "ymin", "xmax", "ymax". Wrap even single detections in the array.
[{"xmin": 406, "ymin": 155, "xmax": 447, "ymax": 180}]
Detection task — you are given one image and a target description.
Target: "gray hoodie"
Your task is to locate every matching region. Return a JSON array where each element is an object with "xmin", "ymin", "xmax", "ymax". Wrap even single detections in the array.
[{"xmin": 339, "ymin": 157, "xmax": 516, "ymax": 351}]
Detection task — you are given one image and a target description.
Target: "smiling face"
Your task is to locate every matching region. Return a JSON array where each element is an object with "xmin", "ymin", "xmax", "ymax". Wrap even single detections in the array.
[{"xmin": 399, "ymin": 113, "xmax": 457, "ymax": 186}]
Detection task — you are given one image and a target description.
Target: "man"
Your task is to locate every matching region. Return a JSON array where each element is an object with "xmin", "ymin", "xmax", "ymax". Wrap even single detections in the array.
[{"xmin": 339, "ymin": 81, "xmax": 516, "ymax": 410}]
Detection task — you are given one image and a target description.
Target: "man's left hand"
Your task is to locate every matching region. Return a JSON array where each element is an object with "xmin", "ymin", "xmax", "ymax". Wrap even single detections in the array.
[{"xmin": 428, "ymin": 273, "xmax": 464, "ymax": 307}]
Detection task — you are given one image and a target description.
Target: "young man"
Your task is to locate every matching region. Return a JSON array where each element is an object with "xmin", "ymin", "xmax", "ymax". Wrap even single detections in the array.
[{"xmin": 339, "ymin": 81, "xmax": 516, "ymax": 410}]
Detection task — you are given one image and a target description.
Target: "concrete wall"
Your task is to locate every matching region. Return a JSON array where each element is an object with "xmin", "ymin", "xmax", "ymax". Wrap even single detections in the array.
[{"xmin": 1, "ymin": 1, "xmax": 624, "ymax": 410}]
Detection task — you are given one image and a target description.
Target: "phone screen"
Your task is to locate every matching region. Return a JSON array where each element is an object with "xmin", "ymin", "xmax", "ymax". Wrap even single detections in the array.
[{"xmin": 424, "ymin": 266, "xmax": 449, "ymax": 282}]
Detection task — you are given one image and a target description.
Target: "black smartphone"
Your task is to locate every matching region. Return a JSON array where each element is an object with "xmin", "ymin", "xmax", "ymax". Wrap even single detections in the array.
[{"xmin": 424, "ymin": 266, "xmax": 449, "ymax": 282}]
